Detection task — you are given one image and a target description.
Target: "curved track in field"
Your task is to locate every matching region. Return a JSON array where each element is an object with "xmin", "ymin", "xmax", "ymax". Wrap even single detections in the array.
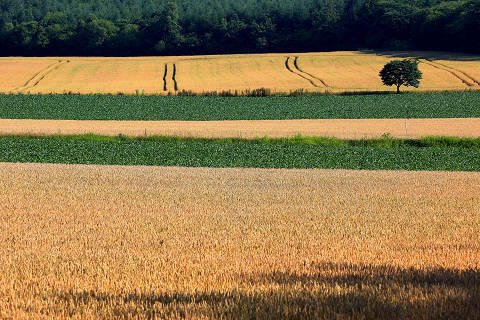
[
  {"xmin": 421, "ymin": 59, "xmax": 478, "ymax": 87},
  {"xmin": 293, "ymin": 56, "xmax": 330, "ymax": 88},
  {"xmin": 430, "ymin": 60, "xmax": 480, "ymax": 86},
  {"xmin": 285, "ymin": 57, "xmax": 321, "ymax": 88}
]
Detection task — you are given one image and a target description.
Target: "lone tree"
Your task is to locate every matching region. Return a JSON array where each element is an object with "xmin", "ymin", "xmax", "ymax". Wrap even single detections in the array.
[{"xmin": 379, "ymin": 59, "xmax": 422, "ymax": 93}]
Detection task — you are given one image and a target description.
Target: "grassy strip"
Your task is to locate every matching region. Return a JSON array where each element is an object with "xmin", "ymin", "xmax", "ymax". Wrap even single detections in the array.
[
  {"xmin": 1, "ymin": 134, "xmax": 480, "ymax": 171},
  {"xmin": 0, "ymin": 91, "xmax": 479, "ymax": 120}
]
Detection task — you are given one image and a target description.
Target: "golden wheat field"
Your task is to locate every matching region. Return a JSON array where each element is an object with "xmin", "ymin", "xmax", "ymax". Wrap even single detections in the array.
[
  {"xmin": 1, "ymin": 51, "xmax": 479, "ymax": 95},
  {"xmin": 2, "ymin": 118, "xmax": 480, "ymax": 139},
  {"xmin": 0, "ymin": 163, "xmax": 479, "ymax": 319}
]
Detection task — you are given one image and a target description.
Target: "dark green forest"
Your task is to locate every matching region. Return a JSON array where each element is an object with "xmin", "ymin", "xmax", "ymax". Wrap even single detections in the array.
[{"xmin": 0, "ymin": 0, "xmax": 479, "ymax": 56}]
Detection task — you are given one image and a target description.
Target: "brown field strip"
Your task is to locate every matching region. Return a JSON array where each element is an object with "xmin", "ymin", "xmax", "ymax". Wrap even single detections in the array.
[
  {"xmin": 1, "ymin": 52, "xmax": 479, "ymax": 95},
  {"xmin": 0, "ymin": 163, "xmax": 479, "ymax": 319},
  {"xmin": 2, "ymin": 118, "xmax": 480, "ymax": 139}
]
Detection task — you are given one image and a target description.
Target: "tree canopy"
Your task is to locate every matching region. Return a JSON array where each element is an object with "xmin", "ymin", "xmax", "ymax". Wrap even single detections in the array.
[
  {"xmin": 380, "ymin": 59, "xmax": 422, "ymax": 93},
  {"xmin": 0, "ymin": 0, "xmax": 478, "ymax": 56}
]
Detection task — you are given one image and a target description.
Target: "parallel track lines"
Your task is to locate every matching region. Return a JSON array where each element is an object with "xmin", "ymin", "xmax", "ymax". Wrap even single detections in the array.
[
  {"xmin": 14, "ymin": 60, "xmax": 68, "ymax": 93},
  {"xmin": 293, "ymin": 56, "xmax": 331, "ymax": 88},
  {"xmin": 163, "ymin": 63, "xmax": 179, "ymax": 92},
  {"xmin": 4, "ymin": 54, "xmax": 480, "ymax": 95},
  {"xmin": 285, "ymin": 57, "xmax": 321, "ymax": 88},
  {"xmin": 421, "ymin": 59, "xmax": 478, "ymax": 87},
  {"xmin": 432, "ymin": 60, "xmax": 480, "ymax": 86}
]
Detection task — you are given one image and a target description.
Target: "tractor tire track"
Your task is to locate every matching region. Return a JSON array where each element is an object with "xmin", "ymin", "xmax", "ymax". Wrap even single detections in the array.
[
  {"xmin": 421, "ymin": 59, "xmax": 476, "ymax": 87},
  {"xmin": 15, "ymin": 60, "xmax": 68, "ymax": 92},
  {"xmin": 293, "ymin": 56, "xmax": 330, "ymax": 88},
  {"xmin": 163, "ymin": 64, "xmax": 168, "ymax": 91},
  {"xmin": 429, "ymin": 60, "xmax": 480, "ymax": 86},
  {"xmin": 285, "ymin": 57, "xmax": 319, "ymax": 88},
  {"xmin": 172, "ymin": 63, "xmax": 178, "ymax": 91}
]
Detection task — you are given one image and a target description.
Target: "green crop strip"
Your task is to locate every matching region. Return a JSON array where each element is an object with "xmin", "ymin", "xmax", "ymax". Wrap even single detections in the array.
[
  {"xmin": 0, "ymin": 91, "xmax": 479, "ymax": 120},
  {"xmin": 1, "ymin": 135, "xmax": 480, "ymax": 171}
]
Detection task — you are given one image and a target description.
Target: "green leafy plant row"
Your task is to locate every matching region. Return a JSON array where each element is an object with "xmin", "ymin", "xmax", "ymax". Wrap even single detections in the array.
[
  {"xmin": 0, "ymin": 91, "xmax": 479, "ymax": 120},
  {"xmin": 1, "ymin": 134, "xmax": 480, "ymax": 171}
]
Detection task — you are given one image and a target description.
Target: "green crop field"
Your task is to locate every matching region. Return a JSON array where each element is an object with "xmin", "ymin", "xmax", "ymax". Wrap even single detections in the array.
[
  {"xmin": 0, "ymin": 91, "xmax": 479, "ymax": 120},
  {"xmin": 1, "ymin": 135, "xmax": 480, "ymax": 171}
]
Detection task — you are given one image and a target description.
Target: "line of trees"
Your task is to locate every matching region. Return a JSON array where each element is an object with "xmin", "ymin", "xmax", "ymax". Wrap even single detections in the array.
[{"xmin": 0, "ymin": 0, "xmax": 479, "ymax": 56}]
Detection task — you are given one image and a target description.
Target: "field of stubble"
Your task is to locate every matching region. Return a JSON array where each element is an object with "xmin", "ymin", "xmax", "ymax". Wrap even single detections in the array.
[{"xmin": 0, "ymin": 163, "xmax": 479, "ymax": 319}]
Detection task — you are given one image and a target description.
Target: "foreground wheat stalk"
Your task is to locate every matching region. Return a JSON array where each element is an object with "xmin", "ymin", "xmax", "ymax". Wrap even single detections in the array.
[{"xmin": 0, "ymin": 163, "xmax": 479, "ymax": 319}]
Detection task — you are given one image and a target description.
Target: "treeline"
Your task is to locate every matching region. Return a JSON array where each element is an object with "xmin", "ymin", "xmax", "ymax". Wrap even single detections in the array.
[{"xmin": 0, "ymin": 0, "xmax": 479, "ymax": 56}]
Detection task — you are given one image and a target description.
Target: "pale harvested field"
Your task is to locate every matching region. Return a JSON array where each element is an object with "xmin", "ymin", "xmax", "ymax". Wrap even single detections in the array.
[
  {"xmin": 1, "ymin": 52, "xmax": 479, "ymax": 95},
  {"xmin": 2, "ymin": 118, "xmax": 480, "ymax": 139},
  {"xmin": 0, "ymin": 163, "xmax": 479, "ymax": 319}
]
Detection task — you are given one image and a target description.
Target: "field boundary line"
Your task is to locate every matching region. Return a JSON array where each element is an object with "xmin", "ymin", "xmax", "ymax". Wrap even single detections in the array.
[
  {"xmin": 284, "ymin": 57, "xmax": 320, "ymax": 89},
  {"xmin": 293, "ymin": 56, "xmax": 330, "ymax": 88},
  {"xmin": 421, "ymin": 59, "xmax": 476, "ymax": 87}
]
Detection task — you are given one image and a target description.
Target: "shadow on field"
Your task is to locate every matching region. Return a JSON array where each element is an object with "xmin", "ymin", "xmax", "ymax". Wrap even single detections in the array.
[
  {"xmin": 361, "ymin": 50, "xmax": 480, "ymax": 61},
  {"xmin": 52, "ymin": 263, "xmax": 480, "ymax": 319}
]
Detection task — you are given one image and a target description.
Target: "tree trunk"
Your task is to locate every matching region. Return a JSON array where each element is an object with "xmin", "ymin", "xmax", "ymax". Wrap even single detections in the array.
[{"xmin": 396, "ymin": 85, "xmax": 401, "ymax": 94}]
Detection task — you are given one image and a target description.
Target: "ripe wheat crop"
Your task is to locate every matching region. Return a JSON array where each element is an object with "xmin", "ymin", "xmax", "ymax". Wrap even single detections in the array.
[
  {"xmin": 0, "ymin": 52, "xmax": 479, "ymax": 95},
  {"xmin": 0, "ymin": 58, "xmax": 60, "ymax": 92},
  {"xmin": 0, "ymin": 163, "xmax": 479, "ymax": 319},
  {"xmin": 297, "ymin": 52, "xmax": 478, "ymax": 91}
]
